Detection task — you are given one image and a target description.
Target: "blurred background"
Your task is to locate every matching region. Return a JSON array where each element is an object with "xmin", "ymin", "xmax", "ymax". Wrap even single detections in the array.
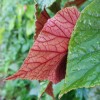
[{"xmin": 0, "ymin": 0, "xmax": 100, "ymax": 100}]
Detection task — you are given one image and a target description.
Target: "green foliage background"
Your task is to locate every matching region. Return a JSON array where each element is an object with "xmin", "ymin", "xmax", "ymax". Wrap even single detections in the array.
[{"xmin": 0, "ymin": 0, "xmax": 99, "ymax": 100}]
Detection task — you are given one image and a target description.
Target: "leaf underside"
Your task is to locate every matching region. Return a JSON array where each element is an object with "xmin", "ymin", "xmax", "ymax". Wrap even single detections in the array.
[
  {"xmin": 34, "ymin": 5, "xmax": 50, "ymax": 40},
  {"xmin": 60, "ymin": 0, "xmax": 100, "ymax": 97},
  {"xmin": 35, "ymin": 6, "xmax": 54, "ymax": 98},
  {"xmin": 6, "ymin": 7, "xmax": 80, "ymax": 84}
]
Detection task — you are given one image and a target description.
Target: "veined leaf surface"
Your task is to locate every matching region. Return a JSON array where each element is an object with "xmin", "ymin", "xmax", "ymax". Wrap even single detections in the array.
[
  {"xmin": 60, "ymin": 0, "xmax": 100, "ymax": 97},
  {"xmin": 6, "ymin": 7, "xmax": 80, "ymax": 84}
]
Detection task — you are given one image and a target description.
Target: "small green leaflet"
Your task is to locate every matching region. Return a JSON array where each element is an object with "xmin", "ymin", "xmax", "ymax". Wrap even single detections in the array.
[
  {"xmin": 38, "ymin": 81, "xmax": 49, "ymax": 98},
  {"xmin": 36, "ymin": 0, "xmax": 56, "ymax": 10},
  {"xmin": 60, "ymin": 0, "xmax": 100, "ymax": 97}
]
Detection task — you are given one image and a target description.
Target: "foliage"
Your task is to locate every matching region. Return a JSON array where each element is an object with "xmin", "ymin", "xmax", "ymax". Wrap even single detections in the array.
[
  {"xmin": 0, "ymin": 0, "xmax": 100, "ymax": 100},
  {"xmin": 0, "ymin": 0, "xmax": 37, "ymax": 100},
  {"xmin": 6, "ymin": 7, "xmax": 80, "ymax": 84},
  {"xmin": 36, "ymin": 0, "xmax": 56, "ymax": 10},
  {"xmin": 60, "ymin": 0, "xmax": 100, "ymax": 97}
]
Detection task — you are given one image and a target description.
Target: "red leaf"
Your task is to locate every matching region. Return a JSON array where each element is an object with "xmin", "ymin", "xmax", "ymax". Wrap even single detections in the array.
[
  {"xmin": 45, "ymin": 82, "xmax": 54, "ymax": 98},
  {"xmin": 40, "ymin": 82, "xmax": 54, "ymax": 99},
  {"xmin": 35, "ymin": 5, "xmax": 50, "ymax": 40},
  {"xmin": 6, "ymin": 7, "xmax": 80, "ymax": 83}
]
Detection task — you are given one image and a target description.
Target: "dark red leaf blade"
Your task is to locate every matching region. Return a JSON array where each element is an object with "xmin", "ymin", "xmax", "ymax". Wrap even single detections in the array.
[
  {"xmin": 39, "ymin": 82, "xmax": 54, "ymax": 99},
  {"xmin": 6, "ymin": 7, "xmax": 80, "ymax": 83},
  {"xmin": 35, "ymin": 5, "xmax": 50, "ymax": 40},
  {"xmin": 45, "ymin": 82, "xmax": 54, "ymax": 98}
]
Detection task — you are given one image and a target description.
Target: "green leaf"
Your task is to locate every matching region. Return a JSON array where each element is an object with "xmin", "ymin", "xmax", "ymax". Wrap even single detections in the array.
[
  {"xmin": 53, "ymin": 80, "xmax": 64, "ymax": 97},
  {"xmin": 9, "ymin": 16, "xmax": 16, "ymax": 31},
  {"xmin": 38, "ymin": 81, "xmax": 49, "ymax": 98},
  {"xmin": 16, "ymin": 4, "xmax": 24, "ymax": 27},
  {"xmin": 0, "ymin": 27, "xmax": 5, "ymax": 44},
  {"xmin": 36, "ymin": 0, "xmax": 56, "ymax": 10},
  {"xmin": 25, "ymin": 5, "xmax": 34, "ymax": 19},
  {"xmin": 60, "ymin": 0, "xmax": 100, "ymax": 97},
  {"xmin": 49, "ymin": 0, "xmax": 61, "ymax": 13},
  {"xmin": 26, "ymin": 19, "xmax": 34, "ymax": 36}
]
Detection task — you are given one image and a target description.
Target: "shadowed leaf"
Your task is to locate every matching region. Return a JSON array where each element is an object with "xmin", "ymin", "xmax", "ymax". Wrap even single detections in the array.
[
  {"xmin": 64, "ymin": 0, "xmax": 86, "ymax": 8},
  {"xmin": 45, "ymin": 82, "xmax": 54, "ymax": 98},
  {"xmin": 35, "ymin": 5, "xmax": 50, "ymax": 40}
]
